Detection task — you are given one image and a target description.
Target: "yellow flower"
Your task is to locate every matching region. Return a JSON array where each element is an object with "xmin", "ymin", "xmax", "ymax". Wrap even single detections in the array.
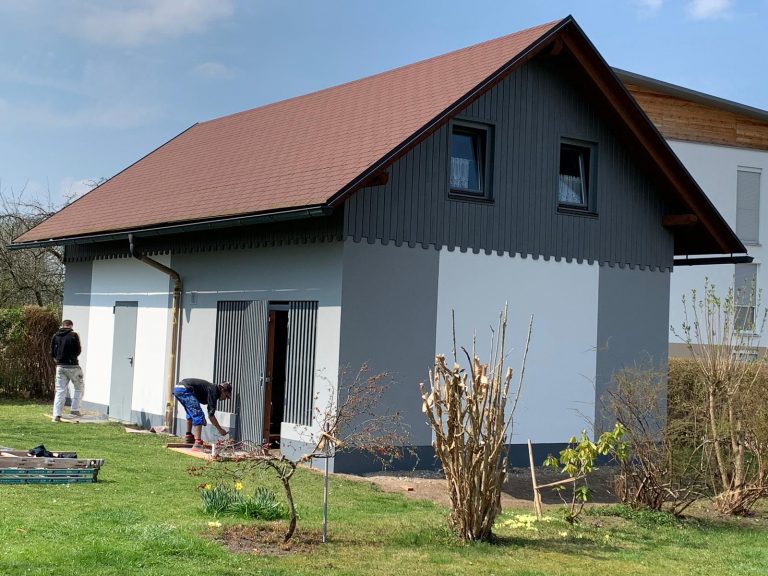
[
  {"xmin": 207, "ymin": 521, "xmax": 222, "ymax": 528},
  {"xmin": 234, "ymin": 481, "xmax": 243, "ymax": 491},
  {"xmin": 204, "ymin": 483, "xmax": 212, "ymax": 490}
]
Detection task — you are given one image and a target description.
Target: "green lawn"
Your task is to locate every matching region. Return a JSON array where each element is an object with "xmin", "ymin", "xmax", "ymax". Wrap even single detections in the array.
[{"xmin": 1, "ymin": 401, "xmax": 767, "ymax": 576}]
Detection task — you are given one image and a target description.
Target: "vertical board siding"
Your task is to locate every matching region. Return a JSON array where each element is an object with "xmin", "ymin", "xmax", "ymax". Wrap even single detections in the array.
[
  {"xmin": 343, "ymin": 57, "xmax": 674, "ymax": 270},
  {"xmin": 213, "ymin": 300, "xmax": 268, "ymax": 443},
  {"xmin": 284, "ymin": 301, "xmax": 318, "ymax": 426}
]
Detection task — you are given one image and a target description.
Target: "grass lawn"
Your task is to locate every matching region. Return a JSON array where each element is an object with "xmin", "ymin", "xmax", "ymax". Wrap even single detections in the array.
[{"xmin": 1, "ymin": 401, "xmax": 767, "ymax": 576}]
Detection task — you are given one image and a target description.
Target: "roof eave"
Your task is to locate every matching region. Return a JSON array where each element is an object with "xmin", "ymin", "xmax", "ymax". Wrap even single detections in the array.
[{"xmin": 10, "ymin": 205, "xmax": 331, "ymax": 250}]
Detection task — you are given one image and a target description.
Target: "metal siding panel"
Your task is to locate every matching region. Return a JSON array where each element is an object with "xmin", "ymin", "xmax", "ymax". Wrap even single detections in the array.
[{"xmin": 285, "ymin": 301, "xmax": 318, "ymax": 426}]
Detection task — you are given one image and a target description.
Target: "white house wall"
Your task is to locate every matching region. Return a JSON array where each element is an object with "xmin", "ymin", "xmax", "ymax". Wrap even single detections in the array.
[
  {"xmin": 436, "ymin": 251, "xmax": 600, "ymax": 444},
  {"xmin": 80, "ymin": 256, "xmax": 172, "ymax": 416},
  {"xmin": 668, "ymin": 141, "xmax": 768, "ymax": 348},
  {"xmin": 171, "ymin": 242, "xmax": 343, "ymax": 449}
]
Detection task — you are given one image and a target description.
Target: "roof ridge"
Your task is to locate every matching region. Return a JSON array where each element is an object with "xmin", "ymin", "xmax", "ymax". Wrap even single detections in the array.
[{"xmin": 197, "ymin": 18, "xmax": 566, "ymax": 127}]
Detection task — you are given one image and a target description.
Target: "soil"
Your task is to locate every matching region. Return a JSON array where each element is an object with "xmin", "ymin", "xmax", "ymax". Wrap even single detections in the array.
[
  {"xmin": 207, "ymin": 523, "xmax": 323, "ymax": 556},
  {"xmin": 343, "ymin": 465, "xmax": 621, "ymax": 511}
]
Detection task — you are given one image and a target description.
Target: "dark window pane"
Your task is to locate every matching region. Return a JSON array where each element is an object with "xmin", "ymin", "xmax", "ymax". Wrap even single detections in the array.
[
  {"xmin": 559, "ymin": 145, "xmax": 589, "ymax": 206},
  {"xmin": 451, "ymin": 132, "xmax": 481, "ymax": 192}
]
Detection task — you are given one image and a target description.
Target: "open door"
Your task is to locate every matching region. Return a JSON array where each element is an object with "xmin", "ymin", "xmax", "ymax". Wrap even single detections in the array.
[
  {"xmin": 213, "ymin": 300, "xmax": 269, "ymax": 444},
  {"xmin": 110, "ymin": 301, "xmax": 138, "ymax": 422}
]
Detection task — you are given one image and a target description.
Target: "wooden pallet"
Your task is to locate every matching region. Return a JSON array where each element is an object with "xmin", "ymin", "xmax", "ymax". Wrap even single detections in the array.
[{"xmin": 0, "ymin": 451, "xmax": 104, "ymax": 484}]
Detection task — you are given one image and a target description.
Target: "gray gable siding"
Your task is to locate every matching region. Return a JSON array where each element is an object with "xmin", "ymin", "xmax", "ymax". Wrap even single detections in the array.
[{"xmin": 344, "ymin": 57, "xmax": 674, "ymax": 271}]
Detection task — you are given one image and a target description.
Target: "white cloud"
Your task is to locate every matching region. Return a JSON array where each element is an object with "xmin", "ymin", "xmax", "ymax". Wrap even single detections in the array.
[
  {"xmin": 636, "ymin": 0, "xmax": 663, "ymax": 16},
  {"xmin": 687, "ymin": 0, "xmax": 732, "ymax": 19},
  {"xmin": 193, "ymin": 61, "xmax": 236, "ymax": 80},
  {"xmin": 73, "ymin": 0, "xmax": 234, "ymax": 47}
]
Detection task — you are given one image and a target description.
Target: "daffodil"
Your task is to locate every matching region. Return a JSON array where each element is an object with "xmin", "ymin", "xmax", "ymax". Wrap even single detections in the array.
[
  {"xmin": 207, "ymin": 521, "xmax": 222, "ymax": 527},
  {"xmin": 203, "ymin": 483, "xmax": 212, "ymax": 490},
  {"xmin": 234, "ymin": 481, "xmax": 243, "ymax": 491}
]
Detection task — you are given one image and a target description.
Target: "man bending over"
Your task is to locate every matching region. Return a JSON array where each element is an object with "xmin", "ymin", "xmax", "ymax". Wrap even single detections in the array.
[{"xmin": 173, "ymin": 378, "xmax": 232, "ymax": 450}]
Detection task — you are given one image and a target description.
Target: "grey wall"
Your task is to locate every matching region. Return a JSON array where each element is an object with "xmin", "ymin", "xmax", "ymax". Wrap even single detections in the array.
[
  {"xmin": 337, "ymin": 240, "xmax": 440, "ymax": 454},
  {"xmin": 345, "ymin": 56, "xmax": 674, "ymax": 271},
  {"xmin": 595, "ymin": 265, "xmax": 670, "ymax": 433},
  {"xmin": 61, "ymin": 259, "xmax": 93, "ymax": 370}
]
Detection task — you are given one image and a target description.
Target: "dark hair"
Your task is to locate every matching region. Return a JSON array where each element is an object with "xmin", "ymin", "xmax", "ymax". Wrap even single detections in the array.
[
  {"xmin": 219, "ymin": 381, "xmax": 232, "ymax": 395},
  {"xmin": 62, "ymin": 320, "xmax": 74, "ymax": 327}
]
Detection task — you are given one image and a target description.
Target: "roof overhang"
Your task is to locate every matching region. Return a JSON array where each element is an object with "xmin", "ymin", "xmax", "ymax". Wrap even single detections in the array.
[{"xmin": 9, "ymin": 205, "xmax": 331, "ymax": 251}]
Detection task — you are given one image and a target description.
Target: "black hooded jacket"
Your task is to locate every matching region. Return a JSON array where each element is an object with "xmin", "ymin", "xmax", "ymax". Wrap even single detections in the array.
[{"xmin": 50, "ymin": 328, "xmax": 81, "ymax": 366}]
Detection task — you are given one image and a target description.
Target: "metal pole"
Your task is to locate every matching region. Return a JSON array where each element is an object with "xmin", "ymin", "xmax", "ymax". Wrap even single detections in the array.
[{"xmin": 323, "ymin": 455, "xmax": 329, "ymax": 543}]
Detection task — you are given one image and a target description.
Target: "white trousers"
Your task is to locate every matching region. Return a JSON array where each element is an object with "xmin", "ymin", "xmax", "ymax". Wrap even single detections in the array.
[{"xmin": 52, "ymin": 365, "xmax": 84, "ymax": 417}]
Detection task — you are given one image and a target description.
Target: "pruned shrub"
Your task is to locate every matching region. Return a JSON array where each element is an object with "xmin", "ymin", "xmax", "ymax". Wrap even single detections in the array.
[
  {"xmin": 0, "ymin": 306, "xmax": 59, "ymax": 398},
  {"xmin": 420, "ymin": 307, "xmax": 531, "ymax": 542}
]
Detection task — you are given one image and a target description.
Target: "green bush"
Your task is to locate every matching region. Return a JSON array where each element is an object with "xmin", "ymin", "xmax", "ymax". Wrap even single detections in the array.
[{"xmin": 0, "ymin": 306, "xmax": 59, "ymax": 399}]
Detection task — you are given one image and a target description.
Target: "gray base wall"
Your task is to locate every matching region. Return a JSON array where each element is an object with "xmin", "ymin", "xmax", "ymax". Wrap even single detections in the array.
[
  {"xmin": 338, "ymin": 240, "xmax": 440, "ymax": 448},
  {"xmin": 595, "ymin": 265, "xmax": 670, "ymax": 434},
  {"xmin": 333, "ymin": 443, "xmax": 568, "ymax": 474}
]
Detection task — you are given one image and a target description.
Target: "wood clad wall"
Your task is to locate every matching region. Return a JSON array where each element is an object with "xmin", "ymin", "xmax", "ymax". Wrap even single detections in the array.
[
  {"xmin": 626, "ymin": 83, "xmax": 768, "ymax": 150},
  {"xmin": 344, "ymin": 57, "xmax": 675, "ymax": 271}
]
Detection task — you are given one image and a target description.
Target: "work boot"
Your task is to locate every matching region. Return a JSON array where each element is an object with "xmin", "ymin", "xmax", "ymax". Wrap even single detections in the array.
[
  {"xmin": 52, "ymin": 416, "xmax": 61, "ymax": 423},
  {"xmin": 184, "ymin": 433, "xmax": 195, "ymax": 445}
]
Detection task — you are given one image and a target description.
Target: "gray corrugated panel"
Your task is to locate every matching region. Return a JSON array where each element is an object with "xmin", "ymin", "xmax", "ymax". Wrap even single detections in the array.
[
  {"xmin": 343, "ymin": 56, "xmax": 674, "ymax": 271},
  {"xmin": 213, "ymin": 300, "xmax": 268, "ymax": 444},
  {"xmin": 284, "ymin": 301, "xmax": 318, "ymax": 426},
  {"xmin": 64, "ymin": 215, "xmax": 343, "ymax": 263}
]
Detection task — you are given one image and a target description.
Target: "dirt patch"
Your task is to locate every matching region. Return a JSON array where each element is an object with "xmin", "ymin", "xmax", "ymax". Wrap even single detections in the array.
[
  {"xmin": 207, "ymin": 523, "xmax": 323, "ymax": 556},
  {"xmin": 340, "ymin": 466, "xmax": 621, "ymax": 512}
]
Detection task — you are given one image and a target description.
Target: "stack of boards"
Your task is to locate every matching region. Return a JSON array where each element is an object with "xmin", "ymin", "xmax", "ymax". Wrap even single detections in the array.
[{"xmin": 0, "ymin": 450, "xmax": 104, "ymax": 484}]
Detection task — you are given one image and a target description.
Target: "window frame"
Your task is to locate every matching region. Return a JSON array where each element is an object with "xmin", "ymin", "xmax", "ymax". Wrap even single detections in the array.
[
  {"xmin": 735, "ymin": 263, "xmax": 759, "ymax": 334},
  {"xmin": 448, "ymin": 119, "xmax": 493, "ymax": 202},
  {"xmin": 557, "ymin": 138, "xmax": 597, "ymax": 215}
]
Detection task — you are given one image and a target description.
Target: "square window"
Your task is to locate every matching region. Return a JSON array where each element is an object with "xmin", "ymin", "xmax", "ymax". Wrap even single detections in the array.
[
  {"xmin": 558, "ymin": 141, "xmax": 595, "ymax": 211},
  {"xmin": 449, "ymin": 122, "xmax": 491, "ymax": 199}
]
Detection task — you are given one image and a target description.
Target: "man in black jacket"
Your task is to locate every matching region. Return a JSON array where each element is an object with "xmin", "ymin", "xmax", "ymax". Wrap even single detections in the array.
[{"xmin": 50, "ymin": 319, "xmax": 84, "ymax": 422}]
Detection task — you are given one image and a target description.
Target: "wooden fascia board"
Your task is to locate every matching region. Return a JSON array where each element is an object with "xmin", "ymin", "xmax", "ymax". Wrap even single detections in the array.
[
  {"xmin": 559, "ymin": 29, "xmax": 743, "ymax": 256},
  {"xmin": 326, "ymin": 18, "xmax": 572, "ymax": 208}
]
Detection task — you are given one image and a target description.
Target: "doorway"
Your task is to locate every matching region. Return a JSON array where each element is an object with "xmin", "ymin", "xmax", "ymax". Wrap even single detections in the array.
[{"xmin": 264, "ymin": 304, "xmax": 289, "ymax": 447}]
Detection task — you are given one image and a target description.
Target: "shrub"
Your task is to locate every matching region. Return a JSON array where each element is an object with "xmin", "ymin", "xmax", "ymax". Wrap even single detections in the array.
[{"xmin": 0, "ymin": 306, "xmax": 59, "ymax": 398}]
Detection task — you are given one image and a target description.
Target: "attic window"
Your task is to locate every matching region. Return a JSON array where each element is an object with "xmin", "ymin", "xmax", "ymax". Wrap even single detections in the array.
[
  {"xmin": 558, "ymin": 140, "xmax": 596, "ymax": 211},
  {"xmin": 450, "ymin": 121, "xmax": 491, "ymax": 199}
]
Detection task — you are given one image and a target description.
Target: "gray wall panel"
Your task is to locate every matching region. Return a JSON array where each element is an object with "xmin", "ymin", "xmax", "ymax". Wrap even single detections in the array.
[
  {"xmin": 344, "ymin": 57, "xmax": 674, "ymax": 270},
  {"xmin": 61, "ymin": 259, "xmax": 93, "ymax": 370},
  {"xmin": 595, "ymin": 265, "xmax": 670, "ymax": 434},
  {"xmin": 338, "ymin": 240, "xmax": 439, "ymax": 453}
]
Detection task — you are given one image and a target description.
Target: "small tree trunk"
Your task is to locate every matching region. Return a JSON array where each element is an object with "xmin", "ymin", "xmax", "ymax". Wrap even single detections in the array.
[{"xmin": 281, "ymin": 475, "xmax": 297, "ymax": 543}]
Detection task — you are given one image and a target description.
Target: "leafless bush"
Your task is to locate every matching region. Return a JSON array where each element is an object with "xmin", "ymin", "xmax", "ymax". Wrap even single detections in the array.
[
  {"xmin": 672, "ymin": 280, "xmax": 768, "ymax": 515},
  {"xmin": 607, "ymin": 367, "xmax": 706, "ymax": 516},
  {"xmin": 0, "ymin": 306, "xmax": 59, "ymax": 398},
  {"xmin": 420, "ymin": 307, "xmax": 531, "ymax": 542}
]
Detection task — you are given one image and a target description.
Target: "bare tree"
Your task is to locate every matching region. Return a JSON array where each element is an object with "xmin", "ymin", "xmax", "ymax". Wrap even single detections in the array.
[{"xmin": 0, "ymin": 183, "xmax": 69, "ymax": 308}]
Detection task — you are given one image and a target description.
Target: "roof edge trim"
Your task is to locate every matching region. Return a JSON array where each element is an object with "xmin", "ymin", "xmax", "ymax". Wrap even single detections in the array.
[{"xmin": 9, "ymin": 205, "xmax": 331, "ymax": 250}]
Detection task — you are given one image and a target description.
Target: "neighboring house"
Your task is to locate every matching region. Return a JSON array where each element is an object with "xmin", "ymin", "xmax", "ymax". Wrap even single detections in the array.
[
  {"xmin": 14, "ymin": 17, "xmax": 745, "ymax": 472},
  {"xmin": 619, "ymin": 71, "xmax": 768, "ymax": 356}
]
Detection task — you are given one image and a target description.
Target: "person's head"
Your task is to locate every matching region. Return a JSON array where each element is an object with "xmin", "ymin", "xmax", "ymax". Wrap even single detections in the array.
[
  {"xmin": 62, "ymin": 320, "xmax": 74, "ymax": 328},
  {"xmin": 219, "ymin": 381, "xmax": 232, "ymax": 400}
]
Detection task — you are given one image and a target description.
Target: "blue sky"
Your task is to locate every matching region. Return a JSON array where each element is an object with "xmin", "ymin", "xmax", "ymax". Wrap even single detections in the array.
[{"xmin": 0, "ymin": 0, "xmax": 766, "ymax": 206}]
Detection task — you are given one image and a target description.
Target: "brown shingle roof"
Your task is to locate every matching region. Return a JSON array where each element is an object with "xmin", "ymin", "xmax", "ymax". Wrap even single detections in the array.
[{"xmin": 17, "ymin": 19, "xmax": 564, "ymax": 243}]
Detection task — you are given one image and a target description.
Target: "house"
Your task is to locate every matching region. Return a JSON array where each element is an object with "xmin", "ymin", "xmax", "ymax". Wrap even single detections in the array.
[
  {"xmin": 13, "ymin": 17, "xmax": 746, "ymax": 472},
  {"xmin": 618, "ymin": 71, "xmax": 768, "ymax": 356}
]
